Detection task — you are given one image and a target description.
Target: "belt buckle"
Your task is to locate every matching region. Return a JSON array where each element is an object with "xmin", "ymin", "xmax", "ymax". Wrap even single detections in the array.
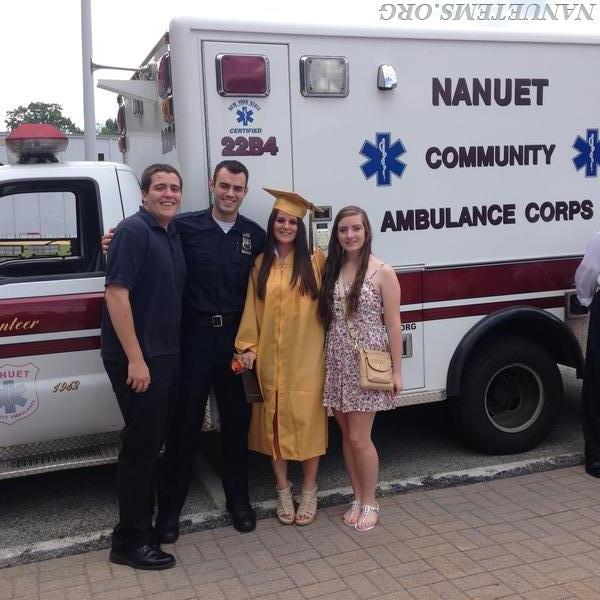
[{"xmin": 211, "ymin": 314, "xmax": 223, "ymax": 328}]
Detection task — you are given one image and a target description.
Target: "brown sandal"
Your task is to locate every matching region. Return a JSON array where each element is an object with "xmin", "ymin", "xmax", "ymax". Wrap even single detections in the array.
[
  {"xmin": 294, "ymin": 487, "xmax": 317, "ymax": 526},
  {"xmin": 276, "ymin": 483, "xmax": 295, "ymax": 525}
]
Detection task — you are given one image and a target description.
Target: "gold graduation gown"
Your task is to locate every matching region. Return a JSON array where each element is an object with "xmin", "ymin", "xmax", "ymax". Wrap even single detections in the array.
[{"xmin": 235, "ymin": 249, "xmax": 328, "ymax": 460}]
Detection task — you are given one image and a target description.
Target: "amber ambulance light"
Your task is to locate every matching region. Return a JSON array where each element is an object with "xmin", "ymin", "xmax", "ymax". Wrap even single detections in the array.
[{"xmin": 6, "ymin": 123, "xmax": 68, "ymax": 164}]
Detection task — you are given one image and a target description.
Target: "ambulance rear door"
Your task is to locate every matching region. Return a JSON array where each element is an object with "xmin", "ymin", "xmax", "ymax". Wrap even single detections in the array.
[{"xmin": 201, "ymin": 41, "xmax": 294, "ymax": 222}]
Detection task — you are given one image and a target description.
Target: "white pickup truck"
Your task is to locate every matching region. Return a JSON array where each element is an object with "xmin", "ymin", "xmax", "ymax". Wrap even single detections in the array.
[{"xmin": 0, "ymin": 124, "xmax": 140, "ymax": 478}]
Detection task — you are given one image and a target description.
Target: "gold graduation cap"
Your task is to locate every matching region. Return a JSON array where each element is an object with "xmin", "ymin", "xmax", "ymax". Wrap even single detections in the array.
[{"xmin": 263, "ymin": 187, "xmax": 323, "ymax": 219}]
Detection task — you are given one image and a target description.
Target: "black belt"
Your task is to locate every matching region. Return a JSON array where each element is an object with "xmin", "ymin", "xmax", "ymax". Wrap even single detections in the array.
[{"xmin": 195, "ymin": 313, "xmax": 241, "ymax": 328}]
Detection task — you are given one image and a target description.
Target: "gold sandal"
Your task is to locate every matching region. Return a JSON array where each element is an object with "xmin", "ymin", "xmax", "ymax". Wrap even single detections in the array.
[
  {"xmin": 276, "ymin": 483, "xmax": 295, "ymax": 525},
  {"xmin": 355, "ymin": 503, "xmax": 379, "ymax": 532},
  {"xmin": 294, "ymin": 487, "xmax": 317, "ymax": 526},
  {"xmin": 343, "ymin": 499, "xmax": 362, "ymax": 527}
]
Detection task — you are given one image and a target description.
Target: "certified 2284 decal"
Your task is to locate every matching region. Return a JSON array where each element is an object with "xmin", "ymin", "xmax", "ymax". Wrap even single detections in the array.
[{"xmin": 221, "ymin": 136, "xmax": 278, "ymax": 157}]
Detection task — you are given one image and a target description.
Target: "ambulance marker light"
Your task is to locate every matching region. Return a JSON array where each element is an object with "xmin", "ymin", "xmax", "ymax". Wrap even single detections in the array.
[
  {"xmin": 216, "ymin": 54, "xmax": 269, "ymax": 97},
  {"xmin": 300, "ymin": 56, "xmax": 349, "ymax": 97}
]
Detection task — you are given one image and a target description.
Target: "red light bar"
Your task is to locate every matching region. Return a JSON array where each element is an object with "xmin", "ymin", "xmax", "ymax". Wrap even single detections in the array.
[
  {"xmin": 7, "ymin": 123, "xmax": 66, "ymax": 141},
  {"xmin": 6, "ymin": 123, "xmax": 68, "ymax": 160},
  {"xmin": 216, "ymin": 54, "xmax": 269, "ymax": 97}
]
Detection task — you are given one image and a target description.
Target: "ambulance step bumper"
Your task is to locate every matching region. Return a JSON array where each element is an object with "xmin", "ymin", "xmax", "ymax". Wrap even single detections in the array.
[{"xmin": 0, "ymin": 444, "xmax": 120, "ymax": 480}]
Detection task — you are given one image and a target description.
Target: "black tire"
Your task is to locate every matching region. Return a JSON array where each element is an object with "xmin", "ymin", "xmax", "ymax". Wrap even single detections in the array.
[{"xmin": 455, "ymin": 336, "xmax": 562, "ymax": 454}]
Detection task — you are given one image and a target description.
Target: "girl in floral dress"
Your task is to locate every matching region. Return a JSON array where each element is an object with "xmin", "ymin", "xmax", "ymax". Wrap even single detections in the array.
[{"xmin": 318, "ymin": 206, "xmax": 403, "ymax": 531}]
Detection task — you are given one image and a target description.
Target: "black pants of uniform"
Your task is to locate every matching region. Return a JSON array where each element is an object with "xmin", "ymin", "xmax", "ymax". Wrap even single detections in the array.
[
  {"xmin": 104, "ymin": 355, "xmax": 179, "ymax": 552},
  {"xmin": 583, "ymin": 292, "xmax": 600, "ymax": 466},
  {"xmin": 158, "ymin": 320, "xmax": 250, "ymax": 516}
]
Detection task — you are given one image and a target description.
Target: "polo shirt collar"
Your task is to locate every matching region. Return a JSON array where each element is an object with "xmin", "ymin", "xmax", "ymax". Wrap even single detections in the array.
[{"xmin": 138, "ymin": 206, "xmax": 178, "ymax": 235}]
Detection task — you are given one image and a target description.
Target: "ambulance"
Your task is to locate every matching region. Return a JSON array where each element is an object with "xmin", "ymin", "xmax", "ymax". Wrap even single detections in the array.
[{"xmin": 1, "ymin": 19, "xmax": 596, "ymax": 478}]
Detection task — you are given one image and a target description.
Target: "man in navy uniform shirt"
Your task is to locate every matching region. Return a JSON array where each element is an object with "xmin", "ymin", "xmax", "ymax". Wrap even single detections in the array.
[
  {"xmin": 156, "ymin": 160, "xmax": 265, "ymax": 539},
  {"xmin": 102, "ymin": 164, "xmax": 187, "ymax": 570}
]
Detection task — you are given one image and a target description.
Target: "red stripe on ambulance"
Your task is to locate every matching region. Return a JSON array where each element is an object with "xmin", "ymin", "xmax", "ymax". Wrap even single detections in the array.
[{"xmin": 397, "ymin": 256, "xmax": 579, "ymax": 307}]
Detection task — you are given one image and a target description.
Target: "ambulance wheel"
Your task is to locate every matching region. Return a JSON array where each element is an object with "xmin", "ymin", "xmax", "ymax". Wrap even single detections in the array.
[{"xmin": 456, "ymin": 337, "xmax": 561, "ymax": 454}]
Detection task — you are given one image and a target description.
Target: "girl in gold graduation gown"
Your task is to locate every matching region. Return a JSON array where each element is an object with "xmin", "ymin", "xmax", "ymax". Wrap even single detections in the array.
[{"xmin": 235, "ymin": 192, "xmax": 327, "ymax": 526}]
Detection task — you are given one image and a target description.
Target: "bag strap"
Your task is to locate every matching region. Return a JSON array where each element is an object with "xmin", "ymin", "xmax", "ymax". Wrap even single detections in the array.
[
  {"xmin": 337, "ymin": 272, "xmax": 360, "ymax": 351},
  {"xmin": 366, "ymin": 262, "xmax": 385, "ymax": 283}
]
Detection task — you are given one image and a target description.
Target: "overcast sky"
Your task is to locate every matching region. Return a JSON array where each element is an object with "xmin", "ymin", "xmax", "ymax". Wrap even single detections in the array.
[
  {"xmin": 2, "ymin": 0, "xmax": 597, "ymax": 132},
  {"xmin": 1, "ymin": 0, "xmax": 380, "ymax": 131}
]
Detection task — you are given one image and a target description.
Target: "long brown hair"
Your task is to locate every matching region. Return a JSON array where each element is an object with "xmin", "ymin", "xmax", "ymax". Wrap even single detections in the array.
[
  {"xmin": 257, "ymin": 209, "xmax": 319, "ymax": 300},
  {"xmin": 318, "ymin": 206, "xmax": 373, "ymax": 329}
]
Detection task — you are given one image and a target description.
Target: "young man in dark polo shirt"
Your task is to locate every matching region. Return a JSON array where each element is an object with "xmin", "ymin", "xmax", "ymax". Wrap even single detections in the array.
[{"xmin": 101, "ymin": 164, "xmax": 187, "ymax": 570}]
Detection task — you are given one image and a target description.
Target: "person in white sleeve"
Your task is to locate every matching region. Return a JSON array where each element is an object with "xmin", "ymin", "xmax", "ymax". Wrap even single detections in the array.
[{"xmin": 575, "ymin": 230, "xmax": 600, "ymax": 477}]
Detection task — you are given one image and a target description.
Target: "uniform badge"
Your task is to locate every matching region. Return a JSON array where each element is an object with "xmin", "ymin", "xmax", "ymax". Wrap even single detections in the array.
[{"xmin": 241, "ymin": 233, "xmax": 252, "ymax": 255}]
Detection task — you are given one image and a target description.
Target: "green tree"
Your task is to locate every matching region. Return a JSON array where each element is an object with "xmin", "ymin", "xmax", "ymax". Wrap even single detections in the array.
[
  {"xmin": 97, "ymin": 118, "xmax": 119, "ymax": 136},
  {"xmin": 5, "ymin": 102, "xmax": 83, "ymax": 134}
]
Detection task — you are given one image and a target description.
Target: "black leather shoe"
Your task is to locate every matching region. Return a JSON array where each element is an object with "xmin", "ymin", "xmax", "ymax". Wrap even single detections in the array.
[
  {"xmin": 156, "ymin": 513, "xmax": 180, "ymax": 544},
  {"xmin": 109, "ymin": 544, "xmax": 175, "ymax": 570},
  {"xmin": 227, "ymin": 503, "xmax": 256, "ymax": 533},
  {"xmin": 586, "ymin": 461, "xmax": 600, "ymax": 478}
]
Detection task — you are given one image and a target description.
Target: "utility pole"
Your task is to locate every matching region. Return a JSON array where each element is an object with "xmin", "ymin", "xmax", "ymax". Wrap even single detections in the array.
[{"xmin": 81, "ymin": 0, "xmax": 96, "ymax": 160}]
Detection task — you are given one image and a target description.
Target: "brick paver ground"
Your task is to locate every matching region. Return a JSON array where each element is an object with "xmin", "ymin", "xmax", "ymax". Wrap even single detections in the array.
[{"xmin": 2, "ymin": 466, "xmax": 600, "ymax": 599}]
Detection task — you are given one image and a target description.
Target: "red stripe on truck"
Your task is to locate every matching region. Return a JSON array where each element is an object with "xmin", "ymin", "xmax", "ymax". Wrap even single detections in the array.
[
  {"xmin": 2, "ymin": 294, "xmax": 565, "ymax": 357},
  {"xmin": 0, "ymin": 293, "xmax": 103, "ymax": 337},
  {"xmin": 0, "ymin": 257, "xmax": 579, "ymax": 342},
  {"xmin": 0, "ymin": 336, "xmax": 101, "ymax": 359}
]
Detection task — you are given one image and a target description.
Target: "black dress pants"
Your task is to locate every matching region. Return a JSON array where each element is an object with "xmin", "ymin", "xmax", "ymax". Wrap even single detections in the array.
[
  {"xmin": 158, "ymin": 320, "xmax": 250, "ymax": 516},
  {"xmin": 583, "ymin": 292, "xmax": 600, "ymax": 466},
  {"xmin": 104, "ymin": 355, "xmax": 179, "ymax": 552}
]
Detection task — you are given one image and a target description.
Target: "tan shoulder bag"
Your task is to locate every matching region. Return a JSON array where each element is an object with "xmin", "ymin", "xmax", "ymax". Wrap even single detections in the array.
[{"xmin": 337, "ymin": 272, "xmax": 394, "ymax": 392}]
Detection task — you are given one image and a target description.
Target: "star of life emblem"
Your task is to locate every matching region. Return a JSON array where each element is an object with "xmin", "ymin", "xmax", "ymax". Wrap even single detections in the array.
[
  {"xmin": 0, "ymin": 363, "xmax": 40, "ymax": 425},
  {"xmin": 360, "ymin": 132, "xmax": 407, "ymax": 186},
  {"xmin": 236, "ymin": 106, "xmax": 254, "ymax": 126},
  {"xmin": 573, "ymin": 128, "xmax": 600, "ymax": 177}
]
